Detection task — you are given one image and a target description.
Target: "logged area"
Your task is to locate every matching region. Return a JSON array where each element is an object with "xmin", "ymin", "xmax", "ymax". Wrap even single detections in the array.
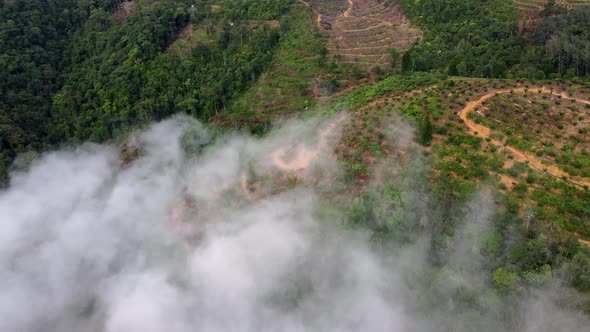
[{"xmin": 310, "ymin": 0, "xmax": 422, "ymax": 69}]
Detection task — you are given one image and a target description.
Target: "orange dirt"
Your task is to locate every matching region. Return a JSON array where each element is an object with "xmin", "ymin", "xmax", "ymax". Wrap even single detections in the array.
[
  {"xmin": 459, "ymin": 87, "xmax": 590, "ymax": 188},
  {"xmin": 271, "ymin": 113, "xmax": 347, "ymax": 172},
  {"xmin": 499, "ymin": 173, "xmax": 517, "ymax": 189},
  {"xmin": 344, "ymin": 0, "xmax": 353, "ymax": 17},
  {"xmin": 172, "ymin": 115, "xmax": 347, "ymax": 246},
  {"xmin": 579, "ymin": 238, "xmax": 590, "ymax": 247}
]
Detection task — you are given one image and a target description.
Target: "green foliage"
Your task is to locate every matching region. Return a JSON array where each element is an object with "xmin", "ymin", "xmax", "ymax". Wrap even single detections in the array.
[
  {"xmin": 566, "ymin": 253, "xmax": 590, "ymax": 291},
  {"xmin": 227, "ymin": 4, "xmax": 330, "ymax": 126},
  {"xmin": 0, "ymin": 0, "xmax": 90, "ymax": 175},
  {"xmin": 400, "ymin": 0, "xmax": 590, "ymax": 78},
  {"xmin": 483, "ymin": 230, "xmax": 502, "ymax": 255},
  {"xmin": 345, "ymin": 155, "xmax": 433, "ymax": 244},
  {"xmin": 533, "ymin": 7, "xmax": 590, "ymax": 77},
  {"xmin": 181, "ymin": 123, "xmax": 213, "ymax": 157},
  {"xmin": 389, "ymin": 48, "xmax": 401, "ymax": 67},
  {"xmin": 343, "ymin": 72, "xmax": 441, "ymax": 109},
  {"xmin": 522, "ymin": 264, "xmax": 552, "ymax": 287},
  {"xmin": 531, "ymin": 186, "xmax": 590, "ymax": 236},
  {"xmin": 507, "ymin": 162, "xmax": 527, "ymax": 177},
  {"xmin": 50, "ymin": 0, "xmax": 285, "ymax": 143},
  {"xmin": 220, "ymin": 0, "xmax": 291, "ymax": 20},
  {"xmin": 493, "ymin": 267, "xmax": 520, "ymax": 289},
  {"xmin": 401, "ymin": 51, "xmax": 412, "ymax": 73},
  {"xmin": 400, "ymin": 0, "xmax": 520, "ymax": 77},
  {"xmin": 0, "ymin": 0, "xmax": 291, "ymax": 184},
  {"xmin": 418, "ymin": 113, "xmax": 433, "ymax": 146},
  {"xmin": 510, "ymin": 237, "xmax": 552, "ymax": 271}
]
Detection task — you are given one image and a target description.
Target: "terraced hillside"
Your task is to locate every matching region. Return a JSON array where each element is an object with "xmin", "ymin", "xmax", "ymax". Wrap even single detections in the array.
[{"xmin": 311, "ymin": 0, "xmax": 422, "ymax": 70}]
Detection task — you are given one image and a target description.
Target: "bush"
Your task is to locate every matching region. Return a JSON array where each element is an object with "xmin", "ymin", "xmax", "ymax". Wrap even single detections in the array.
[
  {"xmin": 493, "ymin": 267, "xmax": 520, "ymax": 289},
  {"xmin": 512, "ymin": 182, "xmax": 529, "ymax": 196}
]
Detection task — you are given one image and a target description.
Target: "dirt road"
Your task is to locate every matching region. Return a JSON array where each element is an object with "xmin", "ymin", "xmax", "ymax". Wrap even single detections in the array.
[
  {"xmin": 458, "ymin": 87, "xmax": 590, "ymax": 188},
  {"xmin": 344, "ymin": 0, "xmax": 353, "ymax": 17}
]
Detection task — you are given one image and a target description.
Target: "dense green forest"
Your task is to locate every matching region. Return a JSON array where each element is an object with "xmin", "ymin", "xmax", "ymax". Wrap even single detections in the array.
[
  {"xmin": 400, "ymin": 0, "xmax": 590, "ymax": 79},
  {"xmin": 0, "ymin": 0, "xmax": 292, "ymax": 182},
  {"xmin": 51, "ymin": 1, "xmax": 283, "ymax": 142},
  {"xmin": 0, "ymin": 0, "xmax": 85, "ymax": 180}
]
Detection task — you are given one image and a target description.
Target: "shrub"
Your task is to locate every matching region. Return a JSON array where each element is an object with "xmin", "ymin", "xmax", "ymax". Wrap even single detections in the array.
[{"xmin": 493, "ymin": 267, "xmax": 520, "ymax": 289}]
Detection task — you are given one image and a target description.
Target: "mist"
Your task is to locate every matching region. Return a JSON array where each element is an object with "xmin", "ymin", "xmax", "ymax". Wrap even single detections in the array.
[{"xmin": 0, "ymin": 115, "xmax": 588, "ymax": 332}]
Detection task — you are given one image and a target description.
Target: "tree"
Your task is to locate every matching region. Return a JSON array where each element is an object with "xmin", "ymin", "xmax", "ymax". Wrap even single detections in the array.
[
  {"xmin": 389, "ymin": 48, "xmax": 401, "ymax": 67},
  {"xmin": 493, "ymin": 267, "xmax": 520, "ymax": 289},
  {"xmin": 568, "ymin": 253, "xmax": 590, "ymax": 291},
  {"xmin": 418, "ymin": 113, "xmax": 433, "ymax": 146},
  {"xmin": 401, "ymin": 51, "xmax": 413, "ymax": 73}
]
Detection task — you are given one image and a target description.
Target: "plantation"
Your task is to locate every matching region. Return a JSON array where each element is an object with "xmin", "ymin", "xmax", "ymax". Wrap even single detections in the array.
[
  {"xmin": 328, "ymin": 77, "xmax": 590, "ymax": 242},
  {"xmin": 473, "ymin": 89, "xmax": 590, "ymax": 178}
]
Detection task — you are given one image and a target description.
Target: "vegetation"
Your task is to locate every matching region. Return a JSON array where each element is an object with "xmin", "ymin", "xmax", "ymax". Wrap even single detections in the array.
[
  {"xmin": 400, "ymin": 0, "xmax": 590, "ymax": 79},
  {"xmin": 51, "ymin": 0, "xmax": 289, "ymax": 142},
  {"xmin": 1, "ymin": 0, "xmax": 292, "ymax": 181},
  {"xmin": 222, "ymin": 3, "xmax": 333, "ymax": 132},
  {"xmin": 2, "ymin": 0, "xmax": 590, "ymax": 325},
  {"xmin": 0, "ymin": 0, "xmax": 93, "ymax": 181}
]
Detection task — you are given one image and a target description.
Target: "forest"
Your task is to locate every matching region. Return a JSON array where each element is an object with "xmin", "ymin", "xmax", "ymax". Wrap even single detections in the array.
[
  {"xmin": 0, "ymin": 0, "xmax": 291, "ymax": 181},
  {"xmin": 400, "ymin": 0, "xmax": 590, "ymax": 79}
]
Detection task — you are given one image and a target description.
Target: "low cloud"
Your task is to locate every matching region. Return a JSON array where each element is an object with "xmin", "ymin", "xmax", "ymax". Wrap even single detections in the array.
[{"xmin": 0, "ymin": 115, "xmax": 588, "ymax": 332}]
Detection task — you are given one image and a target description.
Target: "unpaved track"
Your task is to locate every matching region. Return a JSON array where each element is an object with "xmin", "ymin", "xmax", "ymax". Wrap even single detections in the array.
[
  {"xmin": 459, "ymin": 87, "xmax": 590, "ymax": 188},
  {"xmin": 344, "ymin": 0, "xmax": 353, "ymax": 17}
]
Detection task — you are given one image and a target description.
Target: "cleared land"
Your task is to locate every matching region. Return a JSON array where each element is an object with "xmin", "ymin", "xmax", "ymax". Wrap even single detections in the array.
[
  {"xmin": 329, "ymin": 77, "xmax": 590, "ymax": 243},
  {"xmin": 459, "ymin": 87, "xmax": 590, "ymax": 188},
  {"xmin": 311, "ymin": 0, "xmax": 422, "ymax": 70}
]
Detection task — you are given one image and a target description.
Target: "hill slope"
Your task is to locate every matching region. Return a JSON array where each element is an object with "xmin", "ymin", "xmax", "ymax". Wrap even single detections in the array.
[{"xmin": 1, "ymin": 1, "xmax": 590, "ymax": 329}]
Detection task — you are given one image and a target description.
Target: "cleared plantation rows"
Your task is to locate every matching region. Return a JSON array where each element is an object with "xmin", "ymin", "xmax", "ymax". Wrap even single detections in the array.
[
  {"xmin": 347, "ymin": 79, "xmax": 590, "ymax": 242},
  {"xmin": 313, "ymin": 0, "xmax": 348, "ymax": 29},
  {"xmin": 319, "ymin": 0, "xmax": 421, "ymax": 70}
]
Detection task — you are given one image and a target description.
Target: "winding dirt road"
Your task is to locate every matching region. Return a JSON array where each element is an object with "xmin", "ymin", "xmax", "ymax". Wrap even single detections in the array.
[
  {"xmin": 344, "ymin": 0, "xmax": 353, "ymax": 17},
  {"xmin": 459, "ymin": 87, "xmax": 590, "ymax": 188}
]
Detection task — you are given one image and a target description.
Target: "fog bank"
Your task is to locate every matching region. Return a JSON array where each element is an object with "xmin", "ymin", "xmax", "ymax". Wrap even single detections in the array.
[{"xmin": 0, "ymin": 115, "xmax": 588, "ymax": 332}]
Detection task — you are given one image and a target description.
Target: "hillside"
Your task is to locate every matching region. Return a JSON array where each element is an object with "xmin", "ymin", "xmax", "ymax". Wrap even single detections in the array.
[
  {"xmin": 310, "ymin": 0, "xmax": 422, "ymax": 70},
  {"xmin": 1, "ymin": 0, "xmax": 590, "ymax": 331}
]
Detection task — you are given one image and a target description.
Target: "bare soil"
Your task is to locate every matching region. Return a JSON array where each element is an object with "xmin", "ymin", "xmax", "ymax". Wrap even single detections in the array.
[{"xmin": 310, "ymin": 0, "xmax": 422, "ymax": 70}]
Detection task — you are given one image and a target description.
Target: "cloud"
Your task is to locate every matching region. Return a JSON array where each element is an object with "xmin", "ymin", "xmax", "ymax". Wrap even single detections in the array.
[{"xmin": 0, "ymin": 114, "xmax": 588, "ymax": 332}]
